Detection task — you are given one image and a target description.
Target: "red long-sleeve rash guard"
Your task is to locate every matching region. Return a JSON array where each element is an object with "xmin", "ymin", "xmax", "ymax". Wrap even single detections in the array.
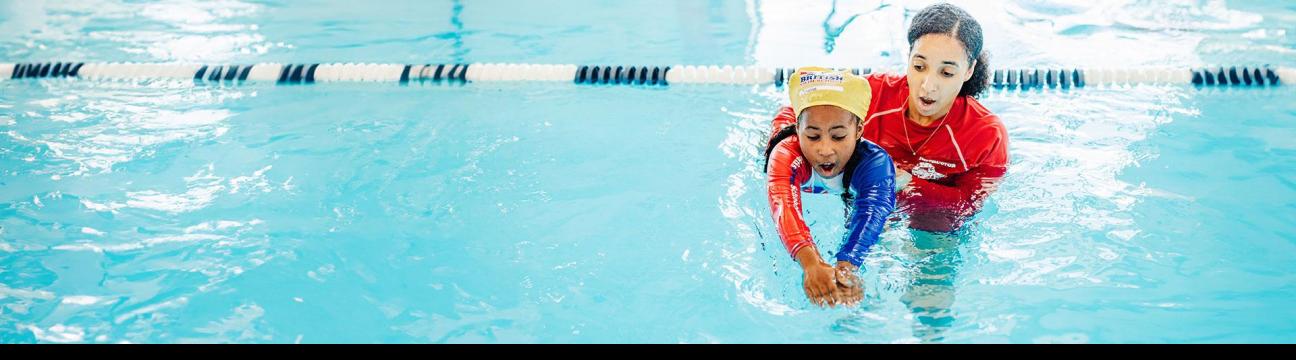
[{"xmin": 860, "ymin": 72, "xmax": 1010, "ymax": 232}]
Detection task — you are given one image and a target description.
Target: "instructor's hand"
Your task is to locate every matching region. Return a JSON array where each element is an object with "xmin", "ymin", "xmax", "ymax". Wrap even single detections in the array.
[
  {"xmin": 834, "ymin": 261, "xmax": 863, "ymax": 306},
  {"xmin": 895, "ymin": 166, "xmax": 913, "ymax": 193}
]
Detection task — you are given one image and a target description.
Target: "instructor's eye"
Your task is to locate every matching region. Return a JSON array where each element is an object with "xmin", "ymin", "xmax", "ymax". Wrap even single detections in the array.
[{"xmin": 806, "ymin": 135, "xmax": 820, "ymax": 141}]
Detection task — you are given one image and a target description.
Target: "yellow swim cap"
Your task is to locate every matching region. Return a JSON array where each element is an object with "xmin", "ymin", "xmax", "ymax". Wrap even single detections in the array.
[{"xmin": 787, "ymin": 66, "xmax": 871, "ymax": 122}]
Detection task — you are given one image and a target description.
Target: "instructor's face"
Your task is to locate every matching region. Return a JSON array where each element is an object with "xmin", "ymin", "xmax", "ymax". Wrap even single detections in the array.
[
  {"xmin": 907, "ymin": 34, "xmax": 975, "ymax": 119},
  {"xmin": 798, "ymin": 105, "xmax": 860, "ymax": 178}
]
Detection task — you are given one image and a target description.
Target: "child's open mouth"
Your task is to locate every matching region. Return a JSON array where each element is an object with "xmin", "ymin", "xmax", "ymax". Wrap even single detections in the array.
[{"xmin": 819, "ymin": 162, "xmax": 836, "ymax": 173}]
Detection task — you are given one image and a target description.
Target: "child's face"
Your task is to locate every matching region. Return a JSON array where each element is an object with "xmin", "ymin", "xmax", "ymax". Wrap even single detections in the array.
[{"xmin": 797, "ymin": 105, "xmax": 860, "ymax": 178}]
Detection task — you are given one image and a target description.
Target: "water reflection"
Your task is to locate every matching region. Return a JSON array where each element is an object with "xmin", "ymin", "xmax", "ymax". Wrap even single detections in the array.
[
  {"xmin": 2, "ymin": 0, "xmax": 275, "ymax": 62},
  {"xmin": 898, "ymin": 228, "xmax": 963, "ymax": 343},
  {"xmin": 821, "ymin": 0, "xmax": 890, "ymax": 54}
]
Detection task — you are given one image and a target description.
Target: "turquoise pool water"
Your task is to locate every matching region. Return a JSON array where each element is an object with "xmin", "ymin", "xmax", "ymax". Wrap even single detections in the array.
[{"xmin": 1, "ymin": 0, "xmax": 1295, "ymax": 343}]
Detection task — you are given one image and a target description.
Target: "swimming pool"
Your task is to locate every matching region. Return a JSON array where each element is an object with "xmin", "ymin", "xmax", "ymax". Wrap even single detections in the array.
[{"xmin": 1, "ymin": 0, "xmax": 1294, "ymax": 343}]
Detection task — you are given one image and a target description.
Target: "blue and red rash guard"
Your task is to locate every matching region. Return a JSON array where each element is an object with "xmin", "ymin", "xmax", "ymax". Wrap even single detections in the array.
[
  {"xmin": 765, "ymin": 107, "xmax": 897, "ymax": 267},
  {"xmin": 861, "ymin": 72, "xmax": 1010, "ymax": 233}
]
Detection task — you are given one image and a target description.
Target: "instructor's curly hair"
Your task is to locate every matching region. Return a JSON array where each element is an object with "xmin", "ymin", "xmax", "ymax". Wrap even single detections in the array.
[{"xmin": 908, "ymin": 3, "xmax": 990, "ymax": 98}]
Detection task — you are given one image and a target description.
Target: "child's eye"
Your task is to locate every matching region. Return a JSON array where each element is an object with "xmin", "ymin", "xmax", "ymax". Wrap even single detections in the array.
[
  {"xmin": 832, "ymin": 135, "xmax": 847, "ymax": 141},
  {"xmin": 913, "ymin": 64, "xmax": 925, "ymax": 71}
]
